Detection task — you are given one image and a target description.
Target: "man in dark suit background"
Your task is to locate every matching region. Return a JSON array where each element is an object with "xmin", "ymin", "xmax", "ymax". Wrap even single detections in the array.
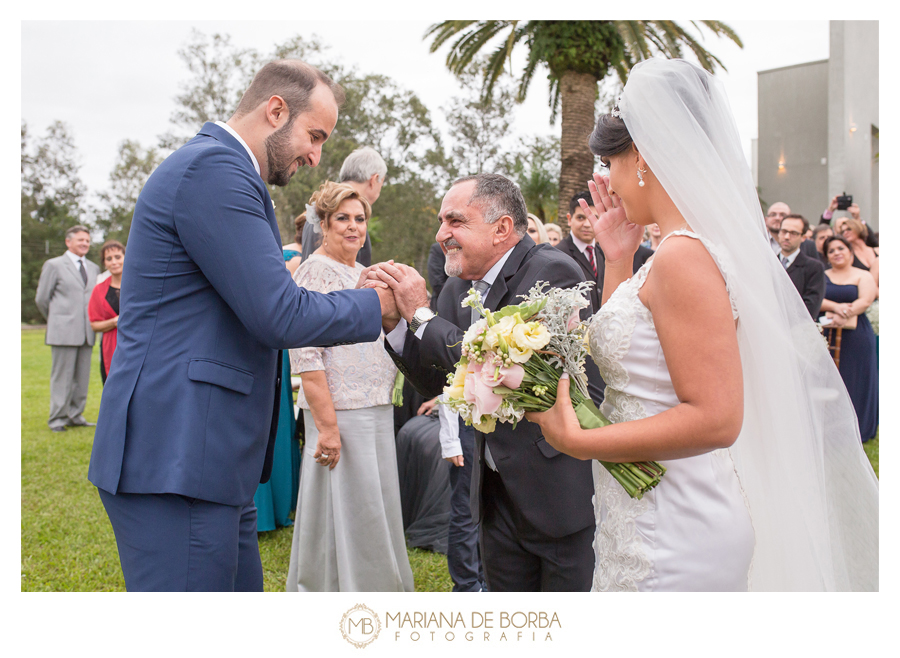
[
  {"xmin": 89, "ymin": 60, "xmax": 394, "ymax": 591},
  {"xmin": 778, "ymin": 214, "xmax": 826, "ymax": 319},
  {"xmin": 366, "ymin": 173, "xmax": 596, "ymax": 591},
  {"xmin": 556, "ymin": 191, "xmax": 653, "ymax": 312}
]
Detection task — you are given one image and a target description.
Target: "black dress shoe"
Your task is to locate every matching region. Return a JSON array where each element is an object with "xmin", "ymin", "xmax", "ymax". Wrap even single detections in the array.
[
  {"xmin": 50, "ymin": 426, "xmax": 67, "ymax": 432},
  {"xmin": 66, "ymin": 420, "xmax": 97, "ymax": 427}
]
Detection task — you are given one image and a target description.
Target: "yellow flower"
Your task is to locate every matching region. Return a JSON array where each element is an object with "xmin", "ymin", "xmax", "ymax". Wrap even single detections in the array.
[
  {"xmin": 507, "ymin": 344, "xmax": 533, "ymax": 364},
  {"xmin": 473, "ymin": 415, "xmax": 497, "ymax": 433},
  {"xmin": 512, "ymin": 321, "xmax": 551, "ymax": 351},
  {"xmin": 483, "ymin": 315, "xmax": 520, "ymax": 351},
  {"xmin": 444, "ymin": 361, "xmax": 468, "ymax": 400}
]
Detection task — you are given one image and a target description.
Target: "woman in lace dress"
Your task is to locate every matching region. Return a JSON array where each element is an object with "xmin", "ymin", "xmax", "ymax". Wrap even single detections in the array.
[
  {"xmin": 286, "ymin": 182, "xmax": 414, "ymax": 592},
  {"xmin": 527, "ymin": 59, "xmax": 878, "ymax": 591}
]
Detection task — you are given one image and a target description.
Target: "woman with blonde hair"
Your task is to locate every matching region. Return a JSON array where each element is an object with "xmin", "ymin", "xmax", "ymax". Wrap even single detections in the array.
[
  {"xmin": 526, "ymin": 213, "xmax": 549, "ymax": 244},
  {"xmin": 286, "ymin": 181, "xmax": 413, "ymax": 592},
  {"xmin": 835, "ymin": 217, "xmax": 879, "ymax": 287},
  {"xmin": 543, "ymin": 222, "xmax": 563, "ymax": 246}
]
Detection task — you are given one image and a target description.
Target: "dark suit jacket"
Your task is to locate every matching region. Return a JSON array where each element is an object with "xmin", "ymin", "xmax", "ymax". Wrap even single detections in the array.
[
  {"xmin": 89, "ymin": 122, "xmax": 382, "ymax": 506},
  {"xmin": 301, "ymin": 216, "xmax": 372, "ymax": 267},
  {"xmin": 556, "ymin": 235, "xmax": 653, "ymax": 311},
  {"xmin": 386, "ymin": 235, "xmax": 596, "ymax": 539},
  {"xmin": 799, "ymin": 239, "xmax": 818, "ymax": 260},
  {"xmin": 785, "ymin": 250, "xmax": 827, "ymax": 319},
  {"xmin": 426, "ymin": 242, "xmax": 447, "ymax": 312}
]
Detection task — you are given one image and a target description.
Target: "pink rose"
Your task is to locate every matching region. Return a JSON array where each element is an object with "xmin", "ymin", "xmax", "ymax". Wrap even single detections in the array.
[
  {"xmin": 480, "ymin": 352, "xmax": 525, "ymax": 390},
  {"xmin": 464, "ymin": 371, "xmax": 502, "ymax": 419}
]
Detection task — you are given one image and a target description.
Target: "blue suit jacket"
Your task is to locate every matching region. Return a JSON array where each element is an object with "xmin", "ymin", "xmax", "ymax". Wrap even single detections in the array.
[{"xmin": 89, "ymin": 123, "xmax": 382, "ymax": 506}]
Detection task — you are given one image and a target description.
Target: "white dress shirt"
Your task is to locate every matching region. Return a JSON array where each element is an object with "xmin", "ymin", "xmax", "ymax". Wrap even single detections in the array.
[
  {"xmin": 65, "ymin": 250, "xmax": 89, "ymax": 280},
  {"xmin": 570, "ymin": 232, "xmax": 598, "ymax": 260},
  {"xmin": 437, "ymin": 394, "xmax": 462, "ymax": 459},
  {"xmin": 780, "ymin": 247, "xmax": 800, "ymax": 269},
  {"xmin": 215, "ymin": 121, "xmax": 260, "ymax": 175}
]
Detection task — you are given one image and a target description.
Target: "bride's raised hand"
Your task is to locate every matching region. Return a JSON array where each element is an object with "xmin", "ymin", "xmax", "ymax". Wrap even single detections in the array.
[{"xmin": 582, "ymin": 173, "xmax": 644, "ymax": 264}]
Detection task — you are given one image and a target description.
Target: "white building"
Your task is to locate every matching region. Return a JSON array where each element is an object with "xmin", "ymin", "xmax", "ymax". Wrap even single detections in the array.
[{"xmin": 756, "ymin": 20, "xmax": 879, "ymax": 229}]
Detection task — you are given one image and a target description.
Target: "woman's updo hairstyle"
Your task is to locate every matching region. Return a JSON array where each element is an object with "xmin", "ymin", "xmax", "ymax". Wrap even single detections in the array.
[
  {"xmin": 308, "ymin": 181, "xmax": 371, "ymax": 230},
  {"xmin": 588, "ymin": 113, "xmax": 634, "ymax": 160}
]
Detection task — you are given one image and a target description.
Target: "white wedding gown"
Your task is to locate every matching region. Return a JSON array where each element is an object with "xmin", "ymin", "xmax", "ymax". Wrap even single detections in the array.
[{"xmin": 587, "ymin": 231, "xmax": 755, "ymax": 591}]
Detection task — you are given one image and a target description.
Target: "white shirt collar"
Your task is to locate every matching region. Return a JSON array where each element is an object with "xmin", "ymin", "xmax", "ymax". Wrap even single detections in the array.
[
  {"xmin": 479, "ymin": 245, "xmax": 516, "ymax": 289},
  {"xmin": 215, "ymin": 121, "xmax": 260, "ymax": 175},
  {"xmin": 65, "ymin": 250, "xmax": 84, "ymax": 266},
  {"xmin": 570, "ymin": 232, "xmax": 596, "ymax": 255},
  {"xmin": 781, "ymin": 248, "xmax": 801, "ymax": 268}
]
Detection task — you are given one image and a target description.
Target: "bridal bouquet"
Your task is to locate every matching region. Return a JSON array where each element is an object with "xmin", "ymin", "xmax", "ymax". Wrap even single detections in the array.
[{"xmin": 442, "ymin": 281, "xmax": 666, "ymax": 499}]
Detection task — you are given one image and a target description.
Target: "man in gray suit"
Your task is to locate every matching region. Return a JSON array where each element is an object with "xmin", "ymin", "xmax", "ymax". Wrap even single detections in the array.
[
  {"xmin": 35, "ymin": 225, "xmax": 100, "ymax": 432},
  {"xmin": 300, "ymin": 146, "xmax": 386, "ymax": 266}
]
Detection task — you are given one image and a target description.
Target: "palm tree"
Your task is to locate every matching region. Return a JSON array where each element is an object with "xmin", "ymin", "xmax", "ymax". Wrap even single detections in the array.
[{"xmin": 425, "ymin": 20, "xmax": 742, "ymax": 223}]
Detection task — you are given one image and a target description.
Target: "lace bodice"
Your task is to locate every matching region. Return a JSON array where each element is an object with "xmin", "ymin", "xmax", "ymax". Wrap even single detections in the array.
[
  {"xmin": 289, "ymin": 255, "xmax": 397, "ymax": 411},
  {"xmin": 586, "ymin": 231, "xmax": 751, "ymax": 592}
]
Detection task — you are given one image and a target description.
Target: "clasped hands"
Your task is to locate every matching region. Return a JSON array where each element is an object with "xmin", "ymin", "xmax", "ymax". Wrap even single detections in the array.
[{"xmin": 355, "ymin": 260, "xmax": 430, "ymax": 333}]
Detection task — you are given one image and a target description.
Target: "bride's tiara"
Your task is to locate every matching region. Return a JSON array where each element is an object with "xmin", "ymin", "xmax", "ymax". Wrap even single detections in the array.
[{"xmin": 611, "ymin": 94, "xmax": 623, "ymax": 119}]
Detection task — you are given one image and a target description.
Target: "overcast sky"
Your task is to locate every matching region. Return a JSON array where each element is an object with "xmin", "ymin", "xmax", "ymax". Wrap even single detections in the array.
[{"xmin": 21, "ymin": 20, "xmax": 831, "ymax": 202}]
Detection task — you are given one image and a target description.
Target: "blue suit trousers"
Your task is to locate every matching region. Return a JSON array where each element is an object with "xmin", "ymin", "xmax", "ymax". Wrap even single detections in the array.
[{"xmin": 98, "ymin": 489, "xmax": 263, "ymax": 591}]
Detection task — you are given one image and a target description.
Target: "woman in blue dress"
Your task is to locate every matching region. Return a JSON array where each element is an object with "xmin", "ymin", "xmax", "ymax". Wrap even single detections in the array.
[
  {"xmin": 820, "ymin": 236, "xmax": 879, "ymax": 441},
  {"xmin": 252, "ymin": 242, "xmax": 303, "ymax": 532}
]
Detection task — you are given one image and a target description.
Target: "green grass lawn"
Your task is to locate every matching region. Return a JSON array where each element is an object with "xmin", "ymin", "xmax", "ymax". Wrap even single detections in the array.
[
  {"xmin": 21, "ymin": 328, "xmax": 879, "ymax": 591},
  {"xmin": 20, "ymin": 328, "xmax": 451, "ymax": 592}
]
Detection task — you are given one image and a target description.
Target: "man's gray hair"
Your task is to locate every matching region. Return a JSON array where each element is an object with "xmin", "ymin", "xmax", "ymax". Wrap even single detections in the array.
[
  {"xmin": 451, "ymin": 173, "xmax": 528, "ymax": 237},
  {"xmin": 65, "ymin": 225, "xmax": 90, "ymax": 239},
  {"xmin": 339, "ymin": 147, "xmax": 387, "ymax": 183}
]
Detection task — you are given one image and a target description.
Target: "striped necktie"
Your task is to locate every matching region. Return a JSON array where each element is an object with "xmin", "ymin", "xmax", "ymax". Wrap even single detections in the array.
[
  {"xmin": 78, "ymin": 259, "xmax": 88, "ymax": 285},
  {"xmin": 585, "ymin": 245, "xmax": 598, "ymax": 277}
]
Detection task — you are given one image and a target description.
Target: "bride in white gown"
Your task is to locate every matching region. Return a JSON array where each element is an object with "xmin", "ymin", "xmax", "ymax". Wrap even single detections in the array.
[{"xmin": 527, "ymin": 58, "xmax": 878, "ymax": 591}]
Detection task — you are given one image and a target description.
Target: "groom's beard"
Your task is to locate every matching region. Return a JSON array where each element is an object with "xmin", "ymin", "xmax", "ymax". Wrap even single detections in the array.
[{"xmin": 265, "ymin": 120, "xmax": 302, "ymax": 187}]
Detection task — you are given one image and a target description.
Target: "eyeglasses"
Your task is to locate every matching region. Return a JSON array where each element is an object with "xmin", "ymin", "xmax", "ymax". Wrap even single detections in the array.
[
  {"xmin": 778, "ymin": 229, "xmax": 802, "ymax": 238},
  {"xmin": 767, "ymin": 212, "xmax": 787, "ymax": 218}
]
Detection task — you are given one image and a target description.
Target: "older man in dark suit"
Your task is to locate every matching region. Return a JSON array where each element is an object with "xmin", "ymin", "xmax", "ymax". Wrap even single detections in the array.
[
  {"xmin": 366, "ymin": 174, "xmax": 598, "ymax": 592},
  {"xmin": 556, "ymin": 191, "xmax": 653, "ymax": 312},
  {"xmin": 778, "ymin": 214, "xmax": 826, "ymax": 319}
]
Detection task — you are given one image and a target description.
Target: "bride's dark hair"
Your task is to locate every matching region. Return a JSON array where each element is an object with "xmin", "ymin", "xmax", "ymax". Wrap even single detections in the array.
[{"xmin": 589, "ymin": 114, "xmax": 633, "ymax": 160}]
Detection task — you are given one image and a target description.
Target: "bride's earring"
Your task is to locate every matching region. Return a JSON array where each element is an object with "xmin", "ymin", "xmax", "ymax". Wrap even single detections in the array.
[{"xmin": 637, "ymin": 167, "xmax": 646, "ymax": 187}]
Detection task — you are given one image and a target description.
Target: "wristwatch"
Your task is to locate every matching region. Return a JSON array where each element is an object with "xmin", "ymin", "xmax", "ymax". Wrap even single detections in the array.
[{"xmin": 408, "ymin": 307, "xmax": 435, "ymax": 334}]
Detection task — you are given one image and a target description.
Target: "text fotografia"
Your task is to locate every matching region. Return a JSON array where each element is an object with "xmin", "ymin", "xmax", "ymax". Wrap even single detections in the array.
[{"xmin": 386, "ymin": 611, "xmax": 560, "ymax": 642}]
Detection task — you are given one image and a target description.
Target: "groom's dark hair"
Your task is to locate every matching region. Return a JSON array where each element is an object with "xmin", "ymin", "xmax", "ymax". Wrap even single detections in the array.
[{"xmin": 234, "ymin": 60, "xmax": 345, "ymax": 123}]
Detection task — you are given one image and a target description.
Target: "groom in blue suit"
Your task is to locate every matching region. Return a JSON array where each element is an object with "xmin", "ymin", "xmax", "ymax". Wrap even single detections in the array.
[{"xmin": 89, "ymin": 60, "xmax": 395, "ymax": 591}]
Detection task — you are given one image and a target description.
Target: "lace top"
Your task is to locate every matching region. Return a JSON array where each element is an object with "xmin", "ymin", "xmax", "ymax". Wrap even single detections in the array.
[
  {"xmin": 289, "ymin": 255, "xmax": 397, "ymax": 411},
  {"xmin": 586, "ymin": 230, "xmax": 753, "ymax": 591}
]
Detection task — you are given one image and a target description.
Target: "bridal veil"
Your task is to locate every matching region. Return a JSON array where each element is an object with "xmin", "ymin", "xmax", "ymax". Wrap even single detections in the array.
[{"xmin": 616, "ymin": 58, "xmax": 878, "ymax": 590}]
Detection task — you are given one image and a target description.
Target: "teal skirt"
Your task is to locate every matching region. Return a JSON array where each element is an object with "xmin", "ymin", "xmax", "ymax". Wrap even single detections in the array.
[{"xmin": 254, "ymin": 352, "xmax": 300, "ymax": 532}]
